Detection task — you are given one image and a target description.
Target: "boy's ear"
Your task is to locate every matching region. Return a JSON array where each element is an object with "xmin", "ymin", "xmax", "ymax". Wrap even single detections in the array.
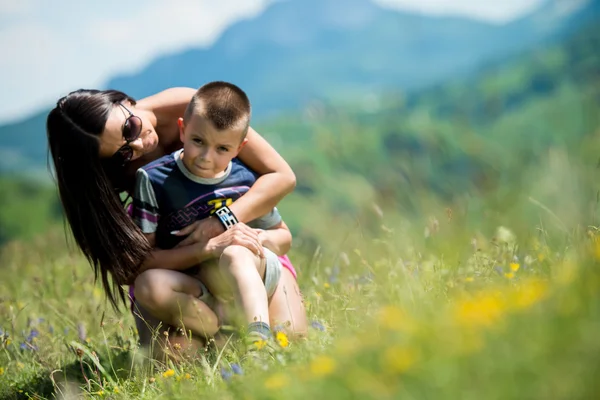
[
  {"xmin": 177, "ymin": 118, "xmax": 185, "ymax": 142},
  {"xmin": 236, "ymin": 138, "xmax": 249, "ymax": 153}
]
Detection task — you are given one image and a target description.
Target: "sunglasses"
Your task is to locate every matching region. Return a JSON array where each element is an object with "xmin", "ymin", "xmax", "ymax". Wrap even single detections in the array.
[{"xmin": 110, "ymin": 103, "xmax": 143, "ymax": 166}]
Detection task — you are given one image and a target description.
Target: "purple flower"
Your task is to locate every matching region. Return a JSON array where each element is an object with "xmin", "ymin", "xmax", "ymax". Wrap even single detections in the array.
[
  {"xmin": 0, "ymin": 327, "xmax": 4, "ymax": 337},
  {"xmin": 220, "ymin": 367, "xmax": 233, "ymax": 382},
  {"xmin": 311, "ymin": 320, "xmax": 325, "ymax": 332},
  {"xmin": 231, "ymin": 363, "xmax": 243, "ymax": 375}
]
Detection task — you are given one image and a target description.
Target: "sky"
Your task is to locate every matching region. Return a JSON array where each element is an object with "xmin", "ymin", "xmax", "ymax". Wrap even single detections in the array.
[{"xmin": 0, "ymin": 0, "xmax": 545, "ymax": 124}]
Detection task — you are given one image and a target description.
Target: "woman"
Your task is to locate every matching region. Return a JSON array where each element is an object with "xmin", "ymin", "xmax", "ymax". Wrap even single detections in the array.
[{"xmin": 46, "ymin": 87, "xmax": 307, "ymax": 357}]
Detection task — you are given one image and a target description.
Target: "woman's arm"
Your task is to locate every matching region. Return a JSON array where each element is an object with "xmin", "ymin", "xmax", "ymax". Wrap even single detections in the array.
[
  {"xmin": 231, "ymin": 127, "xmax": 296, "ymax": 222},
  {"xmin": 133, "ymin": 224, "xmax": 264, "ymax": 281},
  {"xmin": 175, "ymin": 127, "xmax": 296, "ymax": 247},
  {"xmin": 257, "ymin": 220, "xmax": 292, "ymax": 256}
]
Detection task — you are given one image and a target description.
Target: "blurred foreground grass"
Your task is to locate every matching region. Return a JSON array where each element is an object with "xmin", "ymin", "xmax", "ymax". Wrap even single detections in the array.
[{"xmin": 2, "ymin": 146, "xmax": 600, "ymax": 399}]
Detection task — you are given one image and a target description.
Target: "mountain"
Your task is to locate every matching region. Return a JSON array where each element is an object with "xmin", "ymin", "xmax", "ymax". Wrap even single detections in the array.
[
  {"xmin": 106, "ymin": 0, "xmax": 597, "ymax": 117},
  {"xmin": 0, "ymin": 0, "xmax": 597, "ymax": 175}
]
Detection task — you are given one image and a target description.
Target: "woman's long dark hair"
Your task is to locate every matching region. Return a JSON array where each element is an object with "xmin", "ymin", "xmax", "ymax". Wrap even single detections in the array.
[{"xmin": 46, "ymin": 89, "xmax": 152, "ymax": 311}]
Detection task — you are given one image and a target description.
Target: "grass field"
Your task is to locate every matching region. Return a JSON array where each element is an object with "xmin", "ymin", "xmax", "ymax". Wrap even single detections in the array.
[{"xmin": 2, "ymin": 149, "xmax": 600, "ymax": 400}]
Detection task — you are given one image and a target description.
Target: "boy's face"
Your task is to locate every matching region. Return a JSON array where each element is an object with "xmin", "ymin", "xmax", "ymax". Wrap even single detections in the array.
[{"xmin": 178, "ymin": 114, "xmax": 248, "ymax": 179}]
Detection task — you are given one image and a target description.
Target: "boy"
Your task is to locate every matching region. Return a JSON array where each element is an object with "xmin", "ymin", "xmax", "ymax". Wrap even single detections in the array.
[{"xmin": 132, "ymin": 81, "xmax": 290, "ymax": 344}]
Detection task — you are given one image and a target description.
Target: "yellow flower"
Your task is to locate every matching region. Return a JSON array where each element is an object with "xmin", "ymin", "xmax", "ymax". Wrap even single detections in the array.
[
  {"xmin": 310, "ymin": 356, "xmax": 336, "ymax": 377},
  {"xmin": 0, "ymin": 367, "xmax": 4, "ymax": 375},
  {"xmin": 162, "ymin": 369, "xmax": 175, "ymax": 378},
  {"xmin": 113, "ymin": 387, "xmax": 119, "ymax": 394},
  {"xmin": 254, "ymin": 340, "xmax": 267, "ymax": 350},
  {"xmin": 276, "ymin": 331, "xmax": 289, "ymax": 348},
  {"xmin": 381, "ymin": 345, "xmax": 418, "ymax": 374},
  {"xmin": 184, "ymin": 373, "xmax": 191, "ymax": 380},
  {"xmin": 465, "ymin": 277, "xmax": 474, "ymax": 282},
  {"xmin": 455, "ymin": 293, "xmax": 506, "ymax": 328},
  {"xmin": 504, "ymin": 272, "xmax": 515, "ymax": 279},
  {"xmin": 324, "ymin": 282, "xmax": 331, "ymax": 289},
  {"xmin": 511, "ymin": 280, "xmax": 548, "ymax": 310},
  {"xmin": 4, "ymin": 339, "xmax": 11, "ymax": 346},
  {"xmin": 264, "ymin": 373, "xmax": 289, "ymax": 389},
  {"xmin": 510, "ymin": 263, "xmax": 520, "ymax": 272},
  {"xmin": 376, "ymin": 305, "xmax": 415, "ymax": 332},
  {"xmin": 97, "ymin": 390, "xmax": 104, "ymax": 396}
]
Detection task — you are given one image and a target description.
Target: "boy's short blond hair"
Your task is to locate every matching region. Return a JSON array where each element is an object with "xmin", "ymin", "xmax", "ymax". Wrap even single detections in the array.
[{"xmin": 183, "ymin": 81, "xmax": 251, "ymax": 139}]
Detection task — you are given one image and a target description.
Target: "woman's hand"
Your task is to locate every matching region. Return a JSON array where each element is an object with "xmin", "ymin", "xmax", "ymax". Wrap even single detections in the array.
[
  {"xmin": 204, "ymin": 223, "xmax": 264, "ymax": 258},
  {"xmin": 173, "ymin": 217, "xmax": 225, "ymax": 247}
]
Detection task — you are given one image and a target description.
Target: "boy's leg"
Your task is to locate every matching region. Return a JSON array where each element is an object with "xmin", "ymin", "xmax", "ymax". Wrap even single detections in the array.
[
  {"xmin": 134, "ymin": 269, "xmax": 220, "ymax": 339},
  {"xmin": 213, "ymin": 245, "xmax": 271, "ymax": 337}
]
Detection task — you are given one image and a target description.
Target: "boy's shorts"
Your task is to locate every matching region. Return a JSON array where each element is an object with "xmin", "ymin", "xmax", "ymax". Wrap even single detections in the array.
[{"xmin": 196, "ymin": 247, "xmax": 282, "ymax": 307}]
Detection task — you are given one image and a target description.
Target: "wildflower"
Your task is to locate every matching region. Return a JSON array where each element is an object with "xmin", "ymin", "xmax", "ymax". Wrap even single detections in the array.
[
  {"xmin": 113, "ymin": 387, "xmax": 119, "ymax": 394},
  {"xmin": 465, "ymin": 277, "xmax": 474, "ymax": 282},
  {"xmin": 376, "ymin": 305, "xmax": 414, "ymax": 332},
  {"xmin": 311, "ymin": 320, "xmax": 325, "ymax": 331},
  {"xmin": 511, "ymin": 280, "xmax": 548, "ymax": 310},
  {"xmin": 276, "ymin": 331, "xmax": 289, "ymax": 348},
  {"xmin": 0, "ymin": 328, "xmax": 3, "ymax": 336},
  {"xmin": 264, "ymin": 373, "xmax": 289, "ymax": 389},
  {"xmin": 231, "ymin": 363, "xmax": 243, "ymax": 375},
  {"xmin": 455, "ymin": 293, "xmax": 506, "ymax": 328},
  {"xmin": 0, "ymin": 367, "xmax": 4, "ymax": 375},
  {"xmin": 173, "ymin": 343, "xmax": 181, "ymax": 351},
  {"xmin": 162, "ymin": 369, "xmax": 175, "ymax": 378},
  {"xmin": 220, "ymin": 367, "xmax": 233, "ymax": 382},
  {"xmin": 510, "ymin": 263, "xmax": 520, "ymax": 272},
  {"xmin": 254, "ymin": 340, "xmax": 267, "ymax": 350},
  {"xmin": 323, "ymin": 282, "xmax": 331, "ymax": 289},
  {"xmin": 27, "ymin": 329, "xmax": 39, "ymax": 342},
  {"xmin": 381, "ymin": 345, "xmax": 418, "ymax": 374},
  {"xmin": 504, "ymin": 272, "xmax": 515, "ymax": 279},
  {"xmin": 309, "ymin": 356, "xmax": 336, "ymax": 377},
  {"xmin": 184, "ymin": 373, "xmax": 192, "ymax": 380}
]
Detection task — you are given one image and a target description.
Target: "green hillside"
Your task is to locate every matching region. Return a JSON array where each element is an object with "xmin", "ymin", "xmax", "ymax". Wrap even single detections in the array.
[{"xmin": 260, "ymin": 21, "xmax": 600, "ymax": 244}]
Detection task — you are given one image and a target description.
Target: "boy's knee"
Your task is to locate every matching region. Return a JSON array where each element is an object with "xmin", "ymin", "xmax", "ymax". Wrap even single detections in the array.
[{"xmin": 219, "ymin": 245, "xmax": 256, "ymax": 267}]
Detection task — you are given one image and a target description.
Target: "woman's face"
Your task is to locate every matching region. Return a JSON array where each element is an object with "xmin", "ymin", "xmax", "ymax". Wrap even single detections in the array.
[{"xmin": 98, "ymin": 102, "xmax": 159, "ymax": 161}]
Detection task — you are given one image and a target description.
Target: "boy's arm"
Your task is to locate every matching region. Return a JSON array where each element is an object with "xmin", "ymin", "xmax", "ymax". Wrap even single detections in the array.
[{"xmin": 257, "ymin": 220, "xmax": 292, "ymax": 256}]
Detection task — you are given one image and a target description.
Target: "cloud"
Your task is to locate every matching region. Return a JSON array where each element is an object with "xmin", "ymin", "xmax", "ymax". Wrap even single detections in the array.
[
  {"xmin": 374, "ymin": 0, "xmax": 544, "ymax": 23},
  {"xmin": 0, "ymin": 0, "xmax": 545, "ymax": 123},
  {"xmin": 0, "ymin": 0, "xmax": 270, "ymax": 122}
]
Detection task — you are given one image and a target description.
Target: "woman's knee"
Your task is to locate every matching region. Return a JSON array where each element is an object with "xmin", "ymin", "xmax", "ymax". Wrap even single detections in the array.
[
  {"xmin": 134, "ymin": 270, "xmax": 169, "ymax": 309},
  {"xmin": 270, "ymin": 268, "xmax": 308, "ymax": 338}
]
